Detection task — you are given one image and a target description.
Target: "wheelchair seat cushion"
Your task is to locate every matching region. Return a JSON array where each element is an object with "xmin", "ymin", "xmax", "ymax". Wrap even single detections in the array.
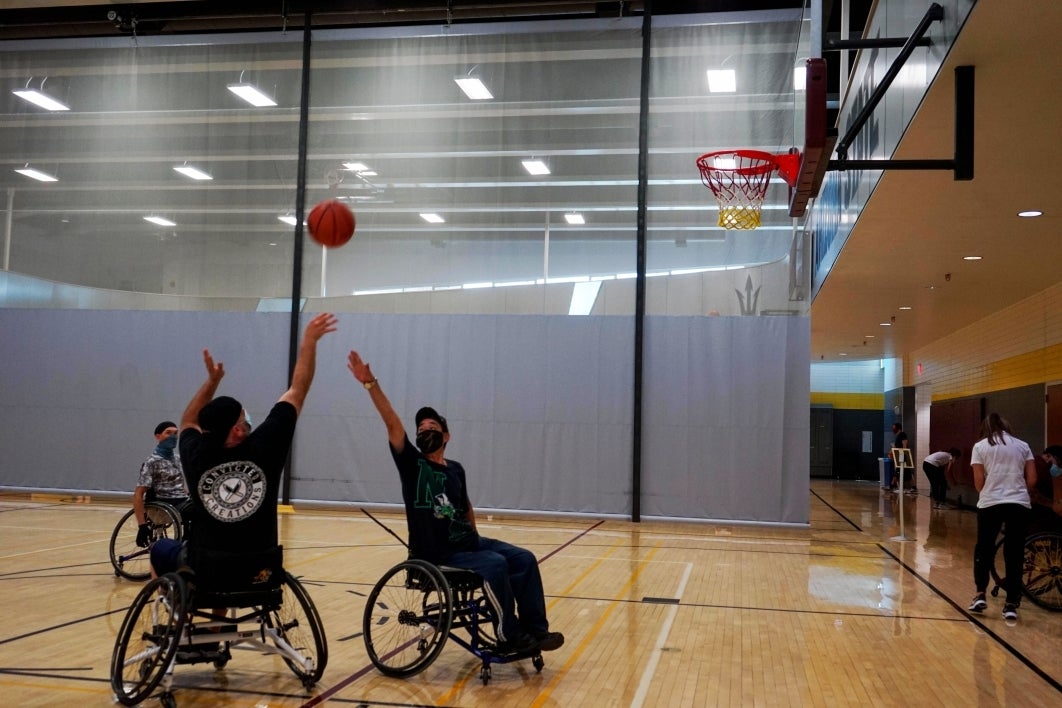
[{"xmin": 437, "ymin": 565, "xmax": 484, "ymax": 591}]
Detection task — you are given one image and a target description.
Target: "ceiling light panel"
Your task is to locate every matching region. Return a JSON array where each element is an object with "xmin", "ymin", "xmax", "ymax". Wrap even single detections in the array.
[
  {"xmin": 226, "ymin": 83, "xmax": 277, "ymax": 107},
  {"xmin": 455, "ymin": 77, "xmax": 493, "ymax": 100}
]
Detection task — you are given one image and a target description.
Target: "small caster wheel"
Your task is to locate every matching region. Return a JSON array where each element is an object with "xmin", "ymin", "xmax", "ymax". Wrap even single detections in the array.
[
  {"xmin": 532, "ymin": 654, "xmax": 544, "ymax": 672},
  {"xmin": 480, "ymin": 665, "xmax": 492, "ymax": 685},
  {"xmin": 990, "ymin": 586, "xmax": 1000, "ymax": 598},
  {"xmin": 160, "ymin": 691, "xmax": 177, "ymax": 708},
  {"xmin": 302, "ymin": 677, "xmax": 316, "ymax": 690}
]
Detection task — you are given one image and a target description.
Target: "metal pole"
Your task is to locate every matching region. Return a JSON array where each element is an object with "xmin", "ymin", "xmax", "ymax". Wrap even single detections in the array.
[
  {"xmin": 282, "ymin": 12, "xmax": 313, "ymax": 506},
  {"xmin": 3, "ymin": 188, "xmax": 12, "ymax": 271},
  {"xmin": 632, "ymin": 0, "xmax": 652, "ymax": 523}
]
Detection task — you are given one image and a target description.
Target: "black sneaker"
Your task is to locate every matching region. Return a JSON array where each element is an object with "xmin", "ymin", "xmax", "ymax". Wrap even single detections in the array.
[
  {"xmin": 1002, "ymin": 603, "xmax": 1019, "ymax": 621},
  {"xmin": 535, "ymin": 631, "xmax": 565, "ymax": 651},
  {"xmin": 496, "ymin": 632, "xmax": 540, "ymax": 655},
  {"xmin": 968, "ymin": 594, "xmax": 987, "ymax": 613}
]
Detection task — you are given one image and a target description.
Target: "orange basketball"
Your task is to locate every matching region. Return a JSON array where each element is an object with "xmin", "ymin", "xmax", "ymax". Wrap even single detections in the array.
[{"xmin": 307, "ymin": 199, "xmax": 355, "ymax": 247}]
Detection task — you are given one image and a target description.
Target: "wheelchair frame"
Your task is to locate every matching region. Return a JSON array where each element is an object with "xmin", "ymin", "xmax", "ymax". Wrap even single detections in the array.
[
  {"xmin": 110, "ymin": 568, "xmax": 327, "ymax": 707},
  {"xmin": 362, "ymin": 558, "xmax": 545, "ymax": 685},
  {"xmin": 989, "ymin": 530, "xmax": 1062, "ymax": 611},
  {"xmin": 109, "ymin": 500, "xmax": 183, "ymax": 581}
]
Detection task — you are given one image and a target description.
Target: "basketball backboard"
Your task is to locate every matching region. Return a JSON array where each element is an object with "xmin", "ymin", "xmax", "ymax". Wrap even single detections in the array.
[{"xmin": 788, "ymin": 57, "xmax": 835, "ymax": 218}]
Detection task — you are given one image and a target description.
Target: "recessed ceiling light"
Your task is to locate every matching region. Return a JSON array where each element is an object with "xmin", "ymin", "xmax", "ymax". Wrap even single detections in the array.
[
  {"xmin": 343, "ymin": 162, "xmax": 370, "ymax": 172},
  {"xmin": 277, "ymin": 215, "xmax": 298, "ymax": 225},
  {"xmin": 144, "ymin": 216, "xmax": 176, "ymax": 227},
  {"xmin": 963, "ymin": 255, "xmax": 982, "ymax": 260},
  {"xmin": 420, "ymin": 213, "xmax": 445, "ymax": 223},
  {"xmin": 14, "ymin": 167, "xmax": 58, "ymax": 182},
  {"xmin": 1017, "ymin": 210, "xmax": 1043, "ymax": 218},
  {"xmin": 879, "ymin": 322, "xmax": 892, "ymax": 327},
  {"xmin": 173, "ymin": 165, "xmax": 213, "ymax": 180},
  {"xmin": 864, "ymin": 335, "xmax": 875, "ymax": 338},
  {"xmin": 839, "ymin": 352, "xmax": 848, "ymax": 357},
  {"xmin": 899, "ymin": 306, "xmax": 912, "ymax": 310},
  {"xmin": 522, "ymin": 159, "xmax": 550, "ymax": 175},
  {"xmin": 793, "ymin": 66, "xmax": 806, "ymax": 91},
  {"xmin": 706, "ymin": 69, "xmax": 737, "ymax": 93},
  {"xmin": 564, "ymin": 213, "xmax": 585, "ymax": 225}
]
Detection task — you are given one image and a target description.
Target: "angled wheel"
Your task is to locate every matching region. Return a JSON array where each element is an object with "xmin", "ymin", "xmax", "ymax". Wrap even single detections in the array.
[
  {"xmin": 267, "ymin": 572, "xmax": 328, "ymax": 686},
  {"xmin": 111, "ymin": 573, "xmax": 188, "ymax": 706},
  {"xmin": 1021, "ymin": 532, "xmax": 1062, "ymax": 611},
  {"xmin": 363, "ymin": 559, "xmax": 453, "ymax": 678},
  {"xmin": 109, "ymin": 502, "xmax": 182, "ymax": 581}
]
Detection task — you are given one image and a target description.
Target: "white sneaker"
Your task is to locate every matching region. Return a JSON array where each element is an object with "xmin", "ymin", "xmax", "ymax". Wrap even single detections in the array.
[{"xmin": 1002, "ymin": 604, "xmax": 1019, "ymax": 621}]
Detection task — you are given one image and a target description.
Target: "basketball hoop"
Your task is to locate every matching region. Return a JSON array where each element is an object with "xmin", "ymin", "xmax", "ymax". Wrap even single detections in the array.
[{"xmin": 696, "ymin": 149, "xmax": 800, "ymax": 230}]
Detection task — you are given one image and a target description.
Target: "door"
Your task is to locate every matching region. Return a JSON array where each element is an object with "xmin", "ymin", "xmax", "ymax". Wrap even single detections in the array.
[{"xmin": 810, "ymin": 407, "xmax": 834, "ymax": 478}]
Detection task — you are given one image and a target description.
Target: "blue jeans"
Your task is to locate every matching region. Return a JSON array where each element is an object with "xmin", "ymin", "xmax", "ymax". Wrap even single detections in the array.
[{"xmin": 443, "ymin": 537, "xmax": 549, "ymax": 644}]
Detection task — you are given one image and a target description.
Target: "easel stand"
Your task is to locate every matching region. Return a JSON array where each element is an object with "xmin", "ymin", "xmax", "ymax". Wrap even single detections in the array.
[{"xmin": 891, "ymin": 447, "xmax": 915, "ymax": 541}]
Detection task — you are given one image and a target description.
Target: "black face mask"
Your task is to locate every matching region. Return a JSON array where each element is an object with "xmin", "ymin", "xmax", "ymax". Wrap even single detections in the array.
[{"xmin": 416, "ymin": 429, "xmax": 444, "ymax": 454}]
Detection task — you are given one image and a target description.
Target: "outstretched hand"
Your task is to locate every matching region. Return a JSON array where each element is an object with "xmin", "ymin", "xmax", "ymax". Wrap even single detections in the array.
[
  {"xmin": 347, "ymin": 350, "xmax": 374, "ymax": 385},
  {"xmin": 304, "ymin": 312, "xmax": 338, "ymax": 343},
  {"xmin": 202, "ymin": 349, "xmax": 224, "ymax": 383}
]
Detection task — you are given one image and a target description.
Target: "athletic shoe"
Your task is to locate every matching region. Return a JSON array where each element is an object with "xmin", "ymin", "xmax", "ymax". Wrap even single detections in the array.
[
  {"xmin": 1002, "ymin": 604, "xmax": 1019, "ymax": 621},
  {"xmin": 968, "ymin": 595, "xmax": 987, "ymax": 613},
  {"xmin": 905, "ymin": 488, "xmax": 918, "ymax": 495},
  {"xmin": 535, "ymin": 631, "xmax": 565, "ymax": 651},
  {"xmin": 495, "ymin": 632, "xmax": 540, "ymax": 655}
]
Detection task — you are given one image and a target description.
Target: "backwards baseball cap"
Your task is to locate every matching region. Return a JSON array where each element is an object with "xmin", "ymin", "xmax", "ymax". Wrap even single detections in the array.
[
  {"xmin": 198, "ymin": 396, "xmax": 243, "ymax": 435},
  {"xmin": 1045, "ymin": 445, "xmax": 1062, "ymax": 460},
  {"xmin": 415, "ymin": 406, "xmax": 448, "ymax": 433},
  {"xmin": 154, "ymin": 420, "xmax": 178, "ymax": 436}
]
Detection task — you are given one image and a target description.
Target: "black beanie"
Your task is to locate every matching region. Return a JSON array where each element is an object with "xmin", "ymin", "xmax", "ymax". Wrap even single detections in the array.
[
  {"xmin": 154, "ymin": 420, "xmax": 177, "ymax": 436},
  {"xmin": 198, "ymin": 396, "xmax": 243, "ymax": 435}
]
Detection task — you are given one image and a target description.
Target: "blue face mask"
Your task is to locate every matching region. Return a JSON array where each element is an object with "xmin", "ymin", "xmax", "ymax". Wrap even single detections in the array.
[
  {"xmin": 1050, "ymin": 464, "xmax": 1062, "ymax": 479},
  {"xmin": 155, "ymin": 434, "xmax": 178, "ymax": 459}
]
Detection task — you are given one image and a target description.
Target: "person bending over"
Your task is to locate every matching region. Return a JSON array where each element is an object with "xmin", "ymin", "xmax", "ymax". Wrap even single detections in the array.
[{"xmin": 347, "ymin": 349, "xmax": 564, "ymax": 655}]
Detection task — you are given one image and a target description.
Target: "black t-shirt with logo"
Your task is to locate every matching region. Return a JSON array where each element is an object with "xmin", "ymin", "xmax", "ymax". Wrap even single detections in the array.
[
  {"xmin": 390, "ymin": 435, "xmax": 479, "ymax": 564},
  {"xmin": 178, "ymin": 401, "xmax": 297, "ymax": 555}
]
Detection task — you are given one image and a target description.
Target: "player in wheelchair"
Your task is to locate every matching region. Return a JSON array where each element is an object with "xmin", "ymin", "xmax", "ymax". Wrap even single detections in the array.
[
  {"xmin": 110, "ymin": 313, "xmax": 337, "ymax": 706},
  {"xmin": 347, "ymin": 349, "xmax": 564, "ymax": 683}
]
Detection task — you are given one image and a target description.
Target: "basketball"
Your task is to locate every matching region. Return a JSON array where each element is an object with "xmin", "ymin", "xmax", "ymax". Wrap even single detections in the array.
[{"xmin": 307, "ymin": 199, "xmax": 355, "ymax": 247}]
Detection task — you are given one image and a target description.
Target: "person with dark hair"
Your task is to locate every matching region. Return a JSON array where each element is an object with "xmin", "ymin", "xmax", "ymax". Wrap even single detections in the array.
[
  {"xmin": 133, "ymin": 420, "xmax": 188, "ymax": 547},
  {"xmin": 968, "ymin": 413, "xmax": 1037, "ymax": 621},
  {"xmin": 890, "ymin": 423, "xmax": 916, "ymax": 494},
  {"xmin": 149, "ymin": 313, "xmax": 337, "ymax": 578},
  {"xmin": 346, "ymin": 349, "xmax": 564, "ymax": 656},
  {"xmin": 921, "ymin": 447, "xmax": 962, "ymax": 509}
]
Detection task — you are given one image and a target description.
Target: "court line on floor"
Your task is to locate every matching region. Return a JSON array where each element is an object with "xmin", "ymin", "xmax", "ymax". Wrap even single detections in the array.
[
  {"xmin": 630, "ymin": 560, "xmax": 693, "ymax": 708},
  {"xmin": 880, "ymin": 543, "xmax": 1062, "ymax": 694},
  {"xmin": 810, "ymin": 488, "xmax": 864, "ymax": 531}
]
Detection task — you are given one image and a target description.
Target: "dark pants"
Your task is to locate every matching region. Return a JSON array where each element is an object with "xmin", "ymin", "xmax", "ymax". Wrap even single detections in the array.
[
  {"xmin": 973, "ymin": 503, "xmax": 1030, "ymax": 604},
  {"xmin": 444, "ymin": 536, "xmax": 548, "ymax": 644},
  {"xmin": 922, "ymin": 461, "xmax": 947, "ymax": 503}
]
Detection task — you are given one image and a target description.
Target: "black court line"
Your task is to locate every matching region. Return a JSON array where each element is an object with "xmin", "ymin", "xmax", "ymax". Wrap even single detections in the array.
[
  {"xmin": 0, "ymin": 607, "xmax": 128, "ymax": 646},
  {"xmin": 879, "ymin": 543, "xmax": 1062, "ymax": 694},
  {"xmin": 810, "ymin": 488, "xmax": 864, "ymax": 531},
  {"xmin": 0, "ymin": 561, "xmax": 114, "ymax": 578},
  {"xmin": 0, "ymin": 502, "xmax": 70, "ymax": 513},
  {"xmin": 299, "ymin": 518, "xmax": 604, "ymax": 708}
]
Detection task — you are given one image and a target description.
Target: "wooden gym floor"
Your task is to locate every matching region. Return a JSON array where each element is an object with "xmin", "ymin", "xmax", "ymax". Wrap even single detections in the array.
[{"xmin": 1, "ymin": 480, "xmax": 1060, "ymax": 707}]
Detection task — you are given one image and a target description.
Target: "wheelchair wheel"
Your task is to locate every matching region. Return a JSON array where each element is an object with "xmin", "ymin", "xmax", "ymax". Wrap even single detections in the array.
[
  {"xmin": 1020, "ymin": 532, "xmax": 1062, "ymax": 611},
  {"xmin": 363, "ymin": 559, "xmax": 453, "ymax": 678},
  {"xmin": 267, "ymin": 572, "xmax": 328, "ymax": 687},
  {"xmin": 109, "ymin": 502, "xmax": 182, "ymax": 581},
  {"xmin": 111, "ymin": 573, "xmax": 188, "ymax": 706}
]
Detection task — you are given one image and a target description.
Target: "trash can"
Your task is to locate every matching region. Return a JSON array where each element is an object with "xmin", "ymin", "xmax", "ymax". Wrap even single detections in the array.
[{"xmin": 879, "ymin": 457, "xmax": 894, "ymax": 488}]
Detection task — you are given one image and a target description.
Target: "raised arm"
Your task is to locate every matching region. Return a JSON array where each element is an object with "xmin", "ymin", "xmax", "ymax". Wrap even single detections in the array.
[
  {"xmin": 347, "ymin": 350, "xmax": 406, "ymax": 450},
  {"xmin": 279, "ymin": 312, "xmax": 339, "ymax": 415},
  {"xmin": 180, "ymin": 349, "xmax": 225, "ymax": 432}
]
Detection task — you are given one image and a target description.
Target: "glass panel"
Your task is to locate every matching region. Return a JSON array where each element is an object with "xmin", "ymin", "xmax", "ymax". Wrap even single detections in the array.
[
  {"xmin": 647, "ymin": 12, "xmax": 808, "ymax": 316},
  {"xmin": 304, "ymin": 21, "xmax": 642, "ymax": 315},
  {"xmin": 0, "ymin": 35, "xmax": 303, "ymax": 308}
]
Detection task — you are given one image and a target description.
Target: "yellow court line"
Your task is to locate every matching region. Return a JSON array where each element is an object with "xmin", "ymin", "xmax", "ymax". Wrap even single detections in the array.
[
  {"xmin": 0, "ymin": 678, "xmax": 110, "ymax": 696},
  {"xmin": 433, "ymin": 537, "xmax": 626, "ymax": 705},
  {"xmin": 530, "ymin": 544, "xmax": 660, "ymax": 708}
]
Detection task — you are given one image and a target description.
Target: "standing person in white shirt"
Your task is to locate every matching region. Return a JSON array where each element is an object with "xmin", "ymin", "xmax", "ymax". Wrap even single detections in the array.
[
  {"xmin": 967, "ymin": 413, "xmax": 1037, "ymax": 621},
  {"xmin": 922, "ymin": 447, "xmax": 962, "ymax": 509}
]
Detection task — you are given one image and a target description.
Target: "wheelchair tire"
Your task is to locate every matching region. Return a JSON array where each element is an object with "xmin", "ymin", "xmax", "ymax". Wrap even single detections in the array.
[
  {"xmin": 111, "ymin": 573, "xmax": 188, "ymax": 706},
  {"xmin": 109, "ymin": 502, "xmax": 182, "ymax": 581},
  {"xmin": 1020, "ymin": 532, "xmax": 1062, "ymax": 611},
  {"xmin": 267, "ymin": 572, "xmax": 328, "ymax": 687},
  {"xmin": 363, "ymin": 559, "xmax": 453, "ymax": 678}
]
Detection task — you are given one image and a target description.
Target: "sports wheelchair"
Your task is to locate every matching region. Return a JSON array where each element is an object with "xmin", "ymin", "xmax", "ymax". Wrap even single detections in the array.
[
  {"xmin": 362, "ymin": 558, "xmax": 546, "ymax": 685},
  {"xmin": 990, "ymin": 507, "xmax": 1062, "ymax": 611},
  {"xmin": 109, "ymin": 499, "xmax": 185, "ymax": 581},
  {"xmin": 110, "ymin": 545, "xmax": 327, "ymax": 707}
]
